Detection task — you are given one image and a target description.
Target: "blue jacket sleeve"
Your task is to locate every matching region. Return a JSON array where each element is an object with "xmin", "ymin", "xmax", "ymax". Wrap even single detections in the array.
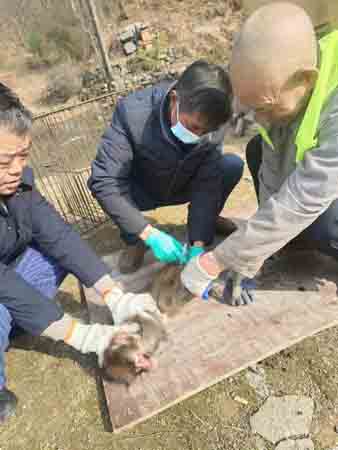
[
  {"xmin": 31, "ymin": 187, "xmax": 109, "ymax": 287},
  {"xmin": 88, "ymin": 100, "xmax": 149, "ymax": 236}
]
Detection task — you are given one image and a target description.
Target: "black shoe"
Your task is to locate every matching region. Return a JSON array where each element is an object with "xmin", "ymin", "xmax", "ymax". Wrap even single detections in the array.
[
  {"xmin": 0, "ymin": 388, "xmax": 17, "ymax": 423},
  {"xmin": 9, "ymin": 325, "xmax": 26, "ymax": 340}
]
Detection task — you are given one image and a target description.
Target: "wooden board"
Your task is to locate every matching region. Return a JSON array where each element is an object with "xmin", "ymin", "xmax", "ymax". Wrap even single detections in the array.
[{"xmin": 83, "ymin": 249, "xmax": 338, "ymax": 433}]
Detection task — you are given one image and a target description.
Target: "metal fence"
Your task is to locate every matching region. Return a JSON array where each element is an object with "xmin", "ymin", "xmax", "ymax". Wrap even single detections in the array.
[
  {"xmin": 30, "ymin": 93, "xmax": 117, "ymax": 235},
  {"xmin": 29, "ymin": 70, "xmax": 177, "ymax": 235}
]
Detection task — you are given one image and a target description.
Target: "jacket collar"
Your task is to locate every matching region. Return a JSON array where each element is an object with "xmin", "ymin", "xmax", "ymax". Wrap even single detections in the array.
[
  {"xmin": 20, "ymin": 167, "xmax": 34, "ymax": 189},
  {"xmin": 0, "ymin": 167, "xmax": 33, "ymax": 215},
  {"xmin": 159, "ymin": 81, "xmax": 180, "ymax": 148}
]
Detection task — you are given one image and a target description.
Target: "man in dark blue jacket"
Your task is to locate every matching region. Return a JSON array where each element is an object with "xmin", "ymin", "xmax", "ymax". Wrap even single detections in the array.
[
  {"xmin": 0, "ymin": 84, "xmax": 162, "ymax": 423},
  {"xmin": 89, "ymin": 60, "xmax": 244, "ymax": 273}
]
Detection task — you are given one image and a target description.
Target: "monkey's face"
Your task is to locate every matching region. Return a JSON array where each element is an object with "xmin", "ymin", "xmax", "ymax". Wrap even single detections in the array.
[
  {"xmin": 101, "ymin": 330, "xmax": 156, "ymax": 385},
  {"xmin": 101, "ymin": 312, "xmax": 166, "ymax": 385}
]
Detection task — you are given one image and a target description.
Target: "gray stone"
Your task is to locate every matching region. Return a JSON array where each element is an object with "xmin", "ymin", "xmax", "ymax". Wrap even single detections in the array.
[
  {"xmin": 119, "ymin": 25, "xmax": 136, "ymax": 43},
  {"xmin": 254, "ymin": 435, "xmax": 268, "ymax": 450},
  {"xmin": 250, "ymin": 396, "xmax": 314, "ymax": 444},
  {"xmin": 246, "ymin": 366, "xmax": 270, "ymax": 400},
  {"xmin": 134, "ymin": 21, "xmax": 147, "ymax": 32},
  {"xmin": 276, "ymin": 439, "xmax": 314, "ymax": 450},
  {"xmin": 123, "ymin": 41, "xmax": 137, "ymax": 55}
]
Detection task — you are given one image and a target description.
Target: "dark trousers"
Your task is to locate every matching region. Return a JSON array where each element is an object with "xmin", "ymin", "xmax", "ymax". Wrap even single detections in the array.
[
  {"xmin": 246, "ymin": 136, "xmax": 338, "ymax": 259},
  {"xmin": 122, "ymin": 153, "xmax": 244, "ymax": 245}
]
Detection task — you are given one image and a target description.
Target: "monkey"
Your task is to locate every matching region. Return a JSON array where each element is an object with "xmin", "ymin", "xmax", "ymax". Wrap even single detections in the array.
[
  {"xmin": 150, "ymin": 262, "xmax": 239, "ymax": 310},
  {"xmin": 148, "ymin": 219, "xmax": 239, "ymax": 316},
  {"xmin": 150, "ymin": 265, "xmax": 193, "ymax": 317},
  {"xmin": 100, "ymin": 226, "xmax": 243, "ymax": 385},
  {"xmin": 100, "ymin": 308, "xmax": 168, "ymax": 386}
]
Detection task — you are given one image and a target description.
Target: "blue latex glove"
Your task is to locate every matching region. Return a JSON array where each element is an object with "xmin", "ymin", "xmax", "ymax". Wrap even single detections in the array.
[
  {"xmin": 222, "ymin": 271, "xmax": 256, "ymax": 306},
  {"xmin": 145, "ymin": 229, "xmax": 185, "ymax": 263}
]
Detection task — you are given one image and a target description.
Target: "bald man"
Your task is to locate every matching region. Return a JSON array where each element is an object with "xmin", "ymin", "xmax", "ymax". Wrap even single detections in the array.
[{"xmin": 180, "ymin": 2, "xmax": 338, "ymax": 305}]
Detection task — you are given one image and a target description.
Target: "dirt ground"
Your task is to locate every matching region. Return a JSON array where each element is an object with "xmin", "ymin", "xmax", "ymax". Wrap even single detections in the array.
[
  {"xmin": 1, "ymin": 139, "xmax": 338, "ymax": 450},
  {"xmin": 1, "ymin": 1, "xmax": 338, "ymax": 449},
  {"xmin": 0, "ymin": 0, "xmax": 242, "ymax": 114}
]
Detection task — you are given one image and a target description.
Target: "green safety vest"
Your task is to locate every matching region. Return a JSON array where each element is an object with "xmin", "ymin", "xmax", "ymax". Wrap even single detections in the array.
[{"xmin": 259, "ymin": 30, "xmax": 338, "ymax": 162}]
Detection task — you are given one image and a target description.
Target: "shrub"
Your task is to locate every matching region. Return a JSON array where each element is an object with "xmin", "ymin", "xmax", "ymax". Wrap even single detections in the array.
[
  {"xmin": 43, "ymin": 64, "xmax": 82, "ymax": 105},
  {"xmin": 27, "ymin": 31, "xmax": 44, "ymax": 58},
  {"xmin": 47, "ymin": 26, "xmax": 87, "ymax": 62},
  {"xmin": 26, "ymin": 25, "xmax": 90, "ymax": 69}
]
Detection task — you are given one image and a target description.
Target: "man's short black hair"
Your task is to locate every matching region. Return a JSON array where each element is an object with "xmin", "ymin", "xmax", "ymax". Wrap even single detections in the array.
[
  {"xmin": 0, "ymin": 83, "xmax": 32, "ymax": 136},
  {"xmin": 175, "ymin": 60, "xmax": 233, "ymax": 130}
]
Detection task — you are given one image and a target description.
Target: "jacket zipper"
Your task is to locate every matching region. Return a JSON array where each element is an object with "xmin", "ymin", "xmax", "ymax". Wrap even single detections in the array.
[{"xmin": 165, "ymin": 145, "xmax": 210, "ymax": 201}]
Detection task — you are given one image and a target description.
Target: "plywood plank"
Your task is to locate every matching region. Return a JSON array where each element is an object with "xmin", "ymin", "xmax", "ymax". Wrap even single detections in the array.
[{"xmin": 84, "ymin": 249, "xmax": 338, "ymax": 433}]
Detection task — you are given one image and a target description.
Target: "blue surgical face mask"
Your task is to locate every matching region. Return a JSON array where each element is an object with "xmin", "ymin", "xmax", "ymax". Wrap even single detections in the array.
[{"xmin": 171, "ymin": 101, "xmax": 201, "ymax": 144}]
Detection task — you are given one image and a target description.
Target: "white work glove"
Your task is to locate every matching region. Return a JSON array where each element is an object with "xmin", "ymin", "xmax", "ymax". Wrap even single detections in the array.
[
  {"xmin": 181, "ymin": 255, "xmax": 217, "ymax": 299},
  {"xmin": 103, "ymin": 285, "xmax": 160, "ymax": 325},
  {"xmin": 67, "ymin": 322, "xmax": 139, "ymax": 367}
]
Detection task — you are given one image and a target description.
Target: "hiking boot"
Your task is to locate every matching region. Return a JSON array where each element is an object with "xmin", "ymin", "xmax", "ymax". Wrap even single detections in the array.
[
  {"xmin": 0, "ymin": 388, "xmax": 17, "ymax": 423},
  {"xmin": 118, "ymin": 241, "xmax": 147, "ymax": 274},
  {"xmin": 215, "ymin": 216, "xmax": 238, "ymax": 238}
]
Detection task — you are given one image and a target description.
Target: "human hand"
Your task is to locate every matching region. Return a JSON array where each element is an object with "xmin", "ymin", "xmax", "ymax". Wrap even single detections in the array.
[
  {"xmin": 144, "ymin": 227, "xmax": 185, "ymax": 263},
  {"xmin": 104, "ymin": 285, "xmax": 161, "ymax": 325},
  {"xmin": 180, "ymin": 253, "xmax": 218, "ymax": 299},
  {"xmin": 222, "ymin": 271, "xmax": 256, "ymax": 306}
]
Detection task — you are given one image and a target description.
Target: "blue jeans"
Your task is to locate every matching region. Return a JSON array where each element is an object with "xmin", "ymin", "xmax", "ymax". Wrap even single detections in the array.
[
  {"xmin": 246, "ymin": 135, "xmax": 338, "ymax": 257},
  {"xmin": 122, "ymin": 154, "xmax": 244, "ymax": 245},
  {"xmin": 0, "ymin": 247, "xmax": 66, "ymax": 389}
]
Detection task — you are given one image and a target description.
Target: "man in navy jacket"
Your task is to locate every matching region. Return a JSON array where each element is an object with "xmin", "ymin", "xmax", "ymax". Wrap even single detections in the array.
[
  {"xmin": 89, "ymin": 60, "xmax": 244, "ymax": 273},
  {"xmin": 0, "ymin": 84, "xmax": 161, "ymax": 423}
]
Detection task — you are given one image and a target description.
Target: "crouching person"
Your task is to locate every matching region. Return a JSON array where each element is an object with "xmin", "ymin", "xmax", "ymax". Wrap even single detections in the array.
[
  {"xmin": 0, "ymin": 84, "xmax": 160, "ymax": 423},
  {"xmin": 88, "ymin": 60, "xmax": 244, "ymax": 274}
]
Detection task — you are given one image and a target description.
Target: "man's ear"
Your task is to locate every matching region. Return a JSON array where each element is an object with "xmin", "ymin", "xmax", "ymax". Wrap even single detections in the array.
[
  {"xmin": 169, "ymin": 89, "xmax": 178, "ymax": 125},
  {"xmin": 170, "ymin": 89, "xmax": 177, "ymax": 101},
  {"xmin": 286, "ymin": 68, "xmax": 319, "ymax": 91},
  {"xmin": 301, "ymin": 68, "xmax": 319, "ymax": 90}
]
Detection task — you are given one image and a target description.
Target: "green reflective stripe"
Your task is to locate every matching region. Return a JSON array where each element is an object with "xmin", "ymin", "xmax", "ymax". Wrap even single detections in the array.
[
  {"xmin": 258, "ymin": 126, "xmax": 274, "ymax": 150},
  {"xmin": 295, "ymin": 30, "xmax": 338, "ymax": 162}
]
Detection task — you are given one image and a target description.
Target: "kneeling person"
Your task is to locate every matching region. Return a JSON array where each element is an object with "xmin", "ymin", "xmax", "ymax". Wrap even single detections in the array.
[
  {"xmin": 0, "ymin": 84, "xmax": 160, "ymax": 423},
  {"xmin": 88, "ymin": 60, "xmax": 243, "ymax": 273}
]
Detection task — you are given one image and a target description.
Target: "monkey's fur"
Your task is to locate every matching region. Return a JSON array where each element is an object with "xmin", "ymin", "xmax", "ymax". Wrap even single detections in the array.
[
  {"xmin": 100, "ymin": 267, "xmax": 191, "ymax": 385},
  {"xmin": 101, "ymin": 309, "xmax": 167, "ymax": 385},
  {"xmin": 151, "ymin": 265, "xmax": 193, "ymax": 316},
  {"xmin": 100, "ymin": 219, "xmax": 239, "ymax": 384}
]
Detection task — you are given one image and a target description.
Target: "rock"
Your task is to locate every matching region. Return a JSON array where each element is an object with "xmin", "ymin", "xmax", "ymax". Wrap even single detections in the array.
[
  {"xmin": 123, "ymin": 41, "xmax": 137, "ymax": 56},
  {"xmin": 275, "ymin": 439, "xmax": 314, "ymax": 450},
  {"xmin": 140, "ymin": 29, "xmax": 153, "ymax": 48},
  {"xmin": 246, "ymin": 366, "xmax": 270, "ymax": 400},
  {"xmin": 134, "ymin": 22, "xmax": 147, "ymax": 32},
  {"xmin": 82, "ymin": 70, "xmax": 96, "ymax": 88},
  {"xmin": 119, "ymin": 25, "xmax": 136, "ymax": 43},
  {"xmin": 234, "ymin": 395, "xmax": 249, "ymax": 406},
  {"xmin": 250, "ymin": 396, "xmax": 314, "ymax": 444},
  {"xmin": 254, "ymin": 435, "xmax": 268, "ymax": 450}
]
